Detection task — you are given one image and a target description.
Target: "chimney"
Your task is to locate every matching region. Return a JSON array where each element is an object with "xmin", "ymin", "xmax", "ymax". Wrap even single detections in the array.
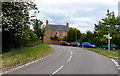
[
  {"xmin": 66, "ymin": 23, "xmax": 69, "ymax": 27},
  {"xmin": 46, "ymin": 20, "xmax": 49, "ymax": 26}
]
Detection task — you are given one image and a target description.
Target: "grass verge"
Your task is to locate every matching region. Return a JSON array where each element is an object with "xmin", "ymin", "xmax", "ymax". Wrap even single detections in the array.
[
  {"xmin": 1, "ymin": 44, "xmax": 53, "ymax": 71},
  {"xmin": 82, "ymin": 47, "xmax": 119, "ymax": 58}
]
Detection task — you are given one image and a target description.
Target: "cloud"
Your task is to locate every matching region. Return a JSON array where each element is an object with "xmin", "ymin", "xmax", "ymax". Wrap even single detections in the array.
[{"xmin": 33, "ymin": 0, "xmax": 120, "ymax": 33}]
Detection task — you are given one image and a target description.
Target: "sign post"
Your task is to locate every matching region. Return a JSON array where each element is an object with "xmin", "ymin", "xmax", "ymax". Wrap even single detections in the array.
[
  {"xmin": 103, "ymin": 33, "xmax": 112, "ymax": 51},
  {"xmin": 108, "ymin": 33, "xmax": 110, "ymax": 51}
]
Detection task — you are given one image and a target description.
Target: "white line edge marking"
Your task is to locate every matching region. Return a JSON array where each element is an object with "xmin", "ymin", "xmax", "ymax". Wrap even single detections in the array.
[
  {"xmin": 111, "ymin": 59, "xmax": 120, "ymax": 69},
  {"xmin": 2, "ymin": 54, "xmax": 52, "ymax": 74},
  {"xmin": 51, "ymin": 65, "xmax": 64, "ymax": 75}
]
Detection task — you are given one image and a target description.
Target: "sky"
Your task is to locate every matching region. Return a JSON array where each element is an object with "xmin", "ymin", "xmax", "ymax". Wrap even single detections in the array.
[{"xmin": 31, "ymin": 0, "xmax": 120, "ymax": 33}]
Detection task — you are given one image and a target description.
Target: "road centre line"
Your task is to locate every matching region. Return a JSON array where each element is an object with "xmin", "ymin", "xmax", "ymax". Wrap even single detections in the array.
[
  {"xmin": 71, "ymin": 51, "xmax": 73, "ymax": 55},
  {"xmin": 50, "ymin": 65, "xmax": 64, "ymax": 76},
  {"xmin": 67, "ymin": 56, "xmax": 72, "ymax": 62},
  {"xmin": 51, "ymin": 48, "xmax": 73, "ymax": 75}
]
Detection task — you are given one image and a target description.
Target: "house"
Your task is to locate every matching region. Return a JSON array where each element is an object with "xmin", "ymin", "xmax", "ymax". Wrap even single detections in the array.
[{"xmin": 43, "ymin": 20, "xmax": 69, "ymax": 44}]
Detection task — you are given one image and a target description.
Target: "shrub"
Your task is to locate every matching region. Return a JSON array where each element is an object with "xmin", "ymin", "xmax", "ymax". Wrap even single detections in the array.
[{"xmin": 50, "ymin": 35, "xmax": 59, "ymax": 40}]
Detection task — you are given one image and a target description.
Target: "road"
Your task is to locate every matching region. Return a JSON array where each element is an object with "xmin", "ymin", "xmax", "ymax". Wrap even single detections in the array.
[{"xmin": 4, "ymin": 45, "xmax": 118, "ymax": 75}]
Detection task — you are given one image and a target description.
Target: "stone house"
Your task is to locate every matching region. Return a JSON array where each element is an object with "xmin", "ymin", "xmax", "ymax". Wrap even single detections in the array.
[{"xmin": 43, "ymin": 20, "xmax": 69, "ymax": 44}]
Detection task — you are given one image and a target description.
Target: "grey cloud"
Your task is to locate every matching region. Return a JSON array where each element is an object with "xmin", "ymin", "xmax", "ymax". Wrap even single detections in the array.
[{"xmin": 35, "ymin": 0, "xmax": 118, "ymax": 33}]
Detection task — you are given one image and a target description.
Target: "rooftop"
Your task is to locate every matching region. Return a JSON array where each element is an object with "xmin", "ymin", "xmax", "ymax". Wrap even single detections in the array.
[{"xmin": 48, "ymin": 24, "xmax": 69, "ymax": 31}]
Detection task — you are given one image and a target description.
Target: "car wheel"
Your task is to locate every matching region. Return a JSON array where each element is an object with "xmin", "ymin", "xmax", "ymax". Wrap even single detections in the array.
[
  {"xmin": 103, "ymin": 48, "xmax": 106, "ymax": 50},
  {"xmin": 113, "ymin": 48, "xmax": 115, "ymax": 50}
]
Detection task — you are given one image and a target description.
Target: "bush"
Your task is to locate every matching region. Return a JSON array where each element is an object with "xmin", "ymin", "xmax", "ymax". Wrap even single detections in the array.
[
  {"xmin": 50, "ymin": 35, "xmax": 59, "ymax": 40},
  {"xmin": 2, "ymin": 30, "xmax": 39, "ymax": 53},
  {"xmin": 112, "ymin": 35, "xmax": 120, "ymax": 49},
  {"xmin": 29, "ymin": 30, "xmax": 39, "ymax": 42}
]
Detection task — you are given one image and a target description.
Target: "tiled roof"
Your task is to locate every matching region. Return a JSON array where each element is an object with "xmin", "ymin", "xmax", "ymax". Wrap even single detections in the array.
[{"xmin": 48, "ymin": 24, "xmax": 69, "ymax": 31}]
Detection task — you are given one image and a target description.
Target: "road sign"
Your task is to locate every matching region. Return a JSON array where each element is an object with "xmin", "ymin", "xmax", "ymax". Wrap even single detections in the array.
[
  {"xmin": 103, "ymin": 35, "xmax": 110, "ymax": 38},
  {"xmin": 103, "ymin": 33, "xmax": 112, "ymax": 51},
  {"xmin": 109, "ymin": 37, "xmax": 112, "ymax": 39}
]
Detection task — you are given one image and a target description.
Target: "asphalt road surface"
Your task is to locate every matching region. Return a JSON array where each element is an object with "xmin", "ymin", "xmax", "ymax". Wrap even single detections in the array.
[{"xmin": 5, "ymin": 45, "xmax": 118, "ymax": 75}]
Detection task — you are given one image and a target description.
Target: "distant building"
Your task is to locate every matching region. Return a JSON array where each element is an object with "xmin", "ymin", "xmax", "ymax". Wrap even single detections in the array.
[{"xmin": 43, "ymin": 20, "xmax": 69, "ymax": 44}]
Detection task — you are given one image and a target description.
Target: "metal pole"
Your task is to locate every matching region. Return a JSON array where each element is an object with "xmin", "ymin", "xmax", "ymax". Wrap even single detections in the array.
[{"xmin": 108, "ymin": 33, "xmax": 110, "ymax": 51}]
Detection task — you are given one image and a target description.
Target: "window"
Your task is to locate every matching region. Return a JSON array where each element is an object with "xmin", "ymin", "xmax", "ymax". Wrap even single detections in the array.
[
  {"xmin": 56, "ymin": 32, "xmax": 59, "ymax": 36},
  {"xmin": 62, "ymin": 32, "xmax": 65, "ymax": 37}
]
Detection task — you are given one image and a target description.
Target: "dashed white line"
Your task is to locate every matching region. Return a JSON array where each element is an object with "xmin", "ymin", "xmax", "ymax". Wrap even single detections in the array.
[
  {"xmin": 111, "ymin": 59, "xmax": 116, "ymax": 62},
  {"xmin": 71, "ymin": 51, "xmax": 73, "ymax": 55},
  {"xmin": 51, "ymin": 65, "xmax": 64, "ymax": 75},
  {"xmin": 67, "ymin": 56, "xmax": 72, "ymax": 62},
  {"xmin": 50, "ymin": 48, "xmax": 73, "ymax": 76},
  {"xmin": 111, "ymin": 59, "xmax": 120, "ymax": 69}
]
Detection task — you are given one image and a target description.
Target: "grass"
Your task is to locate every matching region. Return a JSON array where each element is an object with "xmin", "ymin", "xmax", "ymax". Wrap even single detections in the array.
[
  {"xmin": 83, "ymin": 47, "xmax": 119, "ymax": 57},
  {"xmin": 1, "ymin": 44, "xmax": 53, "ymax": 71}
]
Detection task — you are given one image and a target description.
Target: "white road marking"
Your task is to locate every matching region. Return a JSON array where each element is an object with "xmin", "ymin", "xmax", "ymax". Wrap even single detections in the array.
[
  {"xmin": 118, "ymin": 67, "xmax": 120, "ymax": 70},
  {"xmin": 2, "ymin": 54, "xmax": 52, "ymax": 74},
  {"xmin": 71, "ymin": 51, "xmax": 73, "ymax": 55},
  {"xmin": 67, "ymin": 48, "xmax": 73, "ymax": 62},
  {"xmin": 111, "ymin": 59, "xmax": 115, "ymax": 62},
  {"xmin": 67, "ymin": 56, "xmax": 72, "ymax": 62},
  {"xmin": 51, "ymin": 65, "xmax": 64, "ymax": 75},
  {"xmin": 50, "ymin": 48, "xmax": 73, "ymax": 76},
  {"xmin": 111, "ymin": 59, "xmax": 120, "ymax": 69}
]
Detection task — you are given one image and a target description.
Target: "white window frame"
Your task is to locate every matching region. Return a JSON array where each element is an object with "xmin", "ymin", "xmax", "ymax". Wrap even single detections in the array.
[
  {"xmin": 62, "ymin": 32, "xmax": 65, "ymax": 37},
  {"xmin": 56, "ymin": 32, "xmax": 59, "ymax": 36}
]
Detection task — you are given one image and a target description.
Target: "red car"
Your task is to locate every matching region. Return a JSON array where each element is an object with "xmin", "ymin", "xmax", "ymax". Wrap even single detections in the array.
[{"xmin": 60, "ymin": 41, "xmax": 71, "ymax": 46}]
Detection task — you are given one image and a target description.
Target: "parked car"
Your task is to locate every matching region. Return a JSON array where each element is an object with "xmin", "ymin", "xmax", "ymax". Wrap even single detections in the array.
[
  {"xmin": 102, "ymin": 44, "xmax": 118, "ymax": 50},
  {"xmin": 82, "ymin": 42, "xmax": 96, "ymax": 48},
  {"xmin": 60, "ymin": 41, "xmax": 71, "ymax": 46},
  {"xmin": 71, "ymin": 42, "xmax": 81, "ymax": 47}
]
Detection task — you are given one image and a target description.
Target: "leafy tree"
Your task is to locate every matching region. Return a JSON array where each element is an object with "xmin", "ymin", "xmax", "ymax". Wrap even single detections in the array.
[
  {"xmin": 2, "ymin": 2, "xmax": 38, "ymax": 50},
  {"xmin": 50, "ymin": 35, "xmax": 59, "ymax": 41},
  {"xmin": 2, "ymin": 2, "xmax": 37, "ymax": 34},
  {"xmin": 31, "ymin": 19, "xmax": 45, "ymax": 43},
  {"xmin": 78, "ymin": 33, "xmax": 87, "ymax": 42},
  {"xmin": 95, "ymin": 10, "xmax": 120, "ymax": 35},
  {"xmin": 64, "ymin": 28, "xmax": 81, "ymax": 42},
  {"xmin": 94, "ymin": 10, "xmax": 120, "ymax": 47}
]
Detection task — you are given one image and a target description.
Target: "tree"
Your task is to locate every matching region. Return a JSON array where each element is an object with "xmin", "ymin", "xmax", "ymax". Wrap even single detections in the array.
[
  {"xmin": 78, "ymin": 31, "xmax": 96, "ymax": 43},
  {"xmin": 50, "ymin": 35, "xmax": 59, "ymax": 41},
  {"xmin": 2, "ymin": 2, "xmax": 38, "ymax": 50},
  {"xmin": 94, "ymin": 10, "xmax": 120, "ymax": 47},
  {"xmin": 95, "ymin": 10, "xmax": 120, "ymax": 35},
  {"xmin": 78, "ymin": 33, "xmax": 87, "ymax": 42},
  {"xmin": 31, "ymin": 19, "xmax": 45, "ymax": 42},
  {"xmin": 2, "ymin": 2, "xmax": 37, "ymax": 34},
  {"xmin": 64, "ymin": 28, "xmax": 81, "ymax": 42}
]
